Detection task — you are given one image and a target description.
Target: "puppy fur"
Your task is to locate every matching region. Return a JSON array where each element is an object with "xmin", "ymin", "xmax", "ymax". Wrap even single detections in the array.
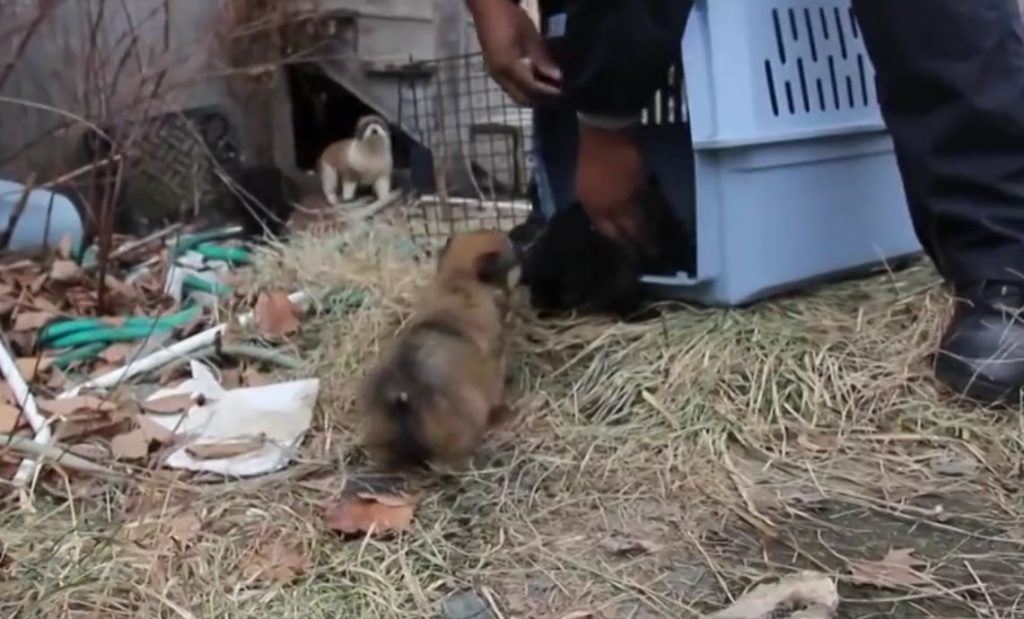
[
  {"xmin": 319, "ymin": 115, "xmax": 393, "ymax": 206},
  {"xmin": 358, "ymin": 230, "xmax": 520, "ymax": 471},
  {"xmin": 520, "ymin": 176, "xmax": 691, "ymax": 320}
]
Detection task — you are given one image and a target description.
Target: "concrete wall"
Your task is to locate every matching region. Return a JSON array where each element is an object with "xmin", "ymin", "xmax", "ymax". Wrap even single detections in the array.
[
  {"xmin": 0, "ymin": 0, "xmax": 442, "ymax": 182},
  {"xmin": 0, "ymin": 0, "xmax": 228, "ymax": 180}
]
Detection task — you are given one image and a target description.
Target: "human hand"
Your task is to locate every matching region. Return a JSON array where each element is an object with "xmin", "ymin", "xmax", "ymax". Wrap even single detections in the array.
[
  {"xmin": 574, "ymin": 123, "xmax": 647, "ymax": 246},
  {"xmin": 468, "ymin": 0, "xmax": 562, "ymax": 106}
]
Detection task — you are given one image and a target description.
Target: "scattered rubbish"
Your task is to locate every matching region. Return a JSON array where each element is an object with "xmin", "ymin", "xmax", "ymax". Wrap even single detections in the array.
[
  {"xmin": 849, "ymin": 547, "xmax": 929, "ymax": 589},
  {"xmin": 143, "ymin": 361, "xmax": 318, "ymax": 476},
  {"xmin": 168, "ymin": 513, "xmax": 202, "ymax": 546},
  {"xmin": 710, "ymin": 571, "xmax": 838, "ymax": 619},
  {"xmin": 242, "ymin": 542, "xmax": 310, "ymax": 585},
  {"xmin": 110, "ymin": 429, "xmax": 150, "ymax": 460},
  {"xmin": 324, "ymin": 491, "xmax": 421, "ymax": 538},
  {"xmin": 441, "ymin": 591, "xmax": 495, "ymax": 619},
  {"xmin": 254, "ymin": 289, "xmax": 302, "ymax": 339}
]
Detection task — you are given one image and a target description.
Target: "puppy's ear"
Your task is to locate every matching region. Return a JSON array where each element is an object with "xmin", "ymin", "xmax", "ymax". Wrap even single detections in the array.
[{"xmin": 475, "ymin": 250, "xmax": 521, "ymax": 289}]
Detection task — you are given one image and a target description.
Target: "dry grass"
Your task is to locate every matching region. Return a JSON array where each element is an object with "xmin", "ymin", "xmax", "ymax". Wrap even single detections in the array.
[{"xmin": 2, "ymin": 221, "xmax": 1024, "ymax": 619}]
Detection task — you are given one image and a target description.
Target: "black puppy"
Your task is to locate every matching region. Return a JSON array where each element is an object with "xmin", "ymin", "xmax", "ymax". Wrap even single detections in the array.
[{"xmin": 515, "ymin": 178, "xmax": 690, "ymax": 320}]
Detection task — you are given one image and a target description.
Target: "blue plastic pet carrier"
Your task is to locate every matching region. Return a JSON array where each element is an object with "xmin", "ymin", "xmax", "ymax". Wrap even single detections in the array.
[{"xmin": 532, "ymin": 0, "xmax": 921, "ymax": 306}]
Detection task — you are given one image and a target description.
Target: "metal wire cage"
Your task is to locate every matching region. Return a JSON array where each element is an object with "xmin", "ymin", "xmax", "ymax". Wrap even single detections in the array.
[
  {"xmin": 395, "ymin": 49, "xmax": 690, "ymax": 253},
  {"xmin": 396, "ymin": 52, "xmax": 535, "ymax": 250}
]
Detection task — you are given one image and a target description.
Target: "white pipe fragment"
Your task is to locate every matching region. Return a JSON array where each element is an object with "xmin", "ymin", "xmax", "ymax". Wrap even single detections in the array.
[
  {"xmin": 66, "ymin": 290, "xmax": 310, "ymax": 395},
  {"xmin": 0, "ymin": 340, "xmax": 53, "ymax": 489}
]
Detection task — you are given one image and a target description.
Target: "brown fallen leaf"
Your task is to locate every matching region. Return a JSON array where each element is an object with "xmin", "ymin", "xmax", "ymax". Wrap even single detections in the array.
[
  {"xmin": 111, "ymin": 429, "xmax": 150, "ymax": 460},
  {"xmin": 185, "ymin": 437, "xmax": 265, "ymax": 460},
  {"xmin": 0, "ymin": 403, "xmax": 23, "ymax": 433},
  {"xmin": 137, "ymin": 416, "xmax": 175, "ymax": 443},
  {"xmin": 0, "ymin": 539, "xmax": 12, "ymax": 575},
  {"xmin": 37, "ymin": 395, "xmax": 116, "ymax": 417},
  {"xmin": 254, "ymin": 290, "xmax": 301, "ymax": 339},
  {"xmin": 13, "ymin": 311, "xmax": 54, "ymax": 331},
  {"xmin": 27, "ymin": 296, "xmax": 60, "ymax": 313},
  {"xmin": 99, "ymin": 343, "xmax": 136, "ymax": 365},
  {"xmin": 141, "ymin": 393, "xmax": 195, "ymax": 414},
  {"xmin": 69, "ymin": 442, "xmax": 112, "ymax": 461},
  {"xmin": 561, "ymin": 612, "xmax": 599, "ymax": 619},
  {"xmin": 169, "ymin": 514, "xmax": 202, "ymax": 545},
  {"xmin": 219, "ymin": 368, "xmax": 242, "ymax": 389},
  {"xmin": 15, "ymin": 356, "xmax": 53, "ymax": 379},
  {"xmin": 243, "ymin": 542, "xmax": 310, "ymax": 585},
  {"xmin": 0, "ymin": 382, "xmax": 14, "ymax": 405},
  {"xmin": 599, "ymin": 536, "xmax": 662, "ymax": 557},
  {"xmin": 324, "ymin": 492, "xmax": 421, "ymax": 538},
  {"xmin": 103, "ymin": 275, "xmax": 138, "ymax": 302},
  {"xmin": 49, "ymin": 260, "xmax": 81, "ymax": 282},
  {"xmin": 55, "ymin": 415, "xmax": 131, "ymax": 442},
  {"xmin": 242, "ymin": 366, "xmax": 271, "ymax": 387},
  {"xmin": 849, "ymin": 548, "xmax": 929, "ymax": 589}
]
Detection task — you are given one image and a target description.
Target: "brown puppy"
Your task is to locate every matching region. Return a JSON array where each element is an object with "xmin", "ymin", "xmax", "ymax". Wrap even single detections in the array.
[{"xmin": 358, "ymin": 230, "xmax": 520, "ymax": 471}]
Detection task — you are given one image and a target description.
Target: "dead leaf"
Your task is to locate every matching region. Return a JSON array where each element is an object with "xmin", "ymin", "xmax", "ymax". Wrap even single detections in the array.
[
  {"xmin": 111, "ymin": 429, "xmax": 150, "ymax": 460},
  {"xmin": 0, "ymin": 383, "xmax": 14, "ymax": 404},
  {"xmin": 99, "ymin": 343, "xmax": 135, "ymax": 364},
  {"xmin": 796, "ymin": 432, "xmax": 837, "ymax": 453},
  {"xmin": 0, "ymin": 403, "xmax": 23, "ymax": 433},
  {"xmin": 0, "ymin": 541, "xmax": 14, "ymax": 581},
  {"xmin": 242, "ymin": 366, "xmax": 271, "ymax": 387},
  {"xmin": 324, "ymin": 492, "xmax": 421, "ymax": 537},
  {"xmin": 141, "ymin": 393, "xmax": 194, "ymax": 414},
  {"xmin": 710, "ymin": 570, "xmax": 839, "ymax": 619},
  {"xmin": 13, "ymin": 311, "xmax": 54, "ymax": 331},
  {"xmin": 243, "ymin": 542, "xmax": 310, "ymax": 585},
  {"xmin": 27, "ymin": 296, "xmax": 59, "ymax": 313},
  {"xmin": 185, "ymin": 437, "xmax": 265, "ymax": 460},
  {"xmin": 599, "ymin": 536, "xmax": 662, "ymax": 557},
  {"xmin": 168, "ymin": 514, "xmax": 202, "ymax": 545},
  {"xmin": 49, "ymin": 260, "xmax": 81, "ymax": 282},
  {"xmin": 57, "ymin": 234, "xmax": 73, "ymax": 259},
  {"xmin": 849, "ymin": 548, "xmax": 929, "ymax": 589},
  {"xmin": 15, "ymin": 357, "xmax": 52, "ymax": 378},
  {"xmin": 55, "ymin": 416, "xmax": 131, "ymax": 442},
  {"xmin": 220, "ymin": 368, "xmax": 242, "ymax": 389},
  {"xmin": 69, "ymin": 442, "xmax": 111, "ymax": 461},
  {"xmin": 254, "ymin": 290, "xmax": 301, "ymax": 339},
  {"xmin": 37, "ymin": 395, "xmax": 116, "ymax": 417},
  {"xmin": 137, "ymin": 415, "xmax": 174, "ymax": 443},
  {"xmin": 104, "ymin": 275, "xmax": 137, "ymax": 301},
  {"xmin": 561, "ymin": 612, "xmax": 598, "ymax": 619}
]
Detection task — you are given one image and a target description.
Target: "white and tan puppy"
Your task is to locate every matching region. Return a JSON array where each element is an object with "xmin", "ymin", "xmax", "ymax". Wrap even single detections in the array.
[{"xmin": 319, "ymin": 114, "xmax": 393, "ymax": 205}]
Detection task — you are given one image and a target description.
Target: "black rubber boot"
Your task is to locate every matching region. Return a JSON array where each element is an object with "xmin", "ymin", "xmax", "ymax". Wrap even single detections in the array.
[{"xmin": 935, "ymin": 282, "xmax": 1024, "ymax": 404}]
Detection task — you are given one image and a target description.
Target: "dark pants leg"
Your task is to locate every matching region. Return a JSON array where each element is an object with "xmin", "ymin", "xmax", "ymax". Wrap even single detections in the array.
[
  {"xmin": 553, "ymin": 0, "xmax": 692, "ymax": 120},
  {"xmin": 852, "ymin": 0, "xmax": 1024, "ymax": 285}
]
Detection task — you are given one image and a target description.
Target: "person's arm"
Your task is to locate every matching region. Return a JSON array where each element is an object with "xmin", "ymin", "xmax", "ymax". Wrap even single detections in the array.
[{"xmin": 467, "ymin": 0, "xmax": 561, "ymax": 106}]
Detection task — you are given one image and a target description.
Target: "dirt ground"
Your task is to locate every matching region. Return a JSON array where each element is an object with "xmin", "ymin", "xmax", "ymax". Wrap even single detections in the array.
[{"xmin": 2, "ymin": 223, "xmax": 1023, "ymax": 619}]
